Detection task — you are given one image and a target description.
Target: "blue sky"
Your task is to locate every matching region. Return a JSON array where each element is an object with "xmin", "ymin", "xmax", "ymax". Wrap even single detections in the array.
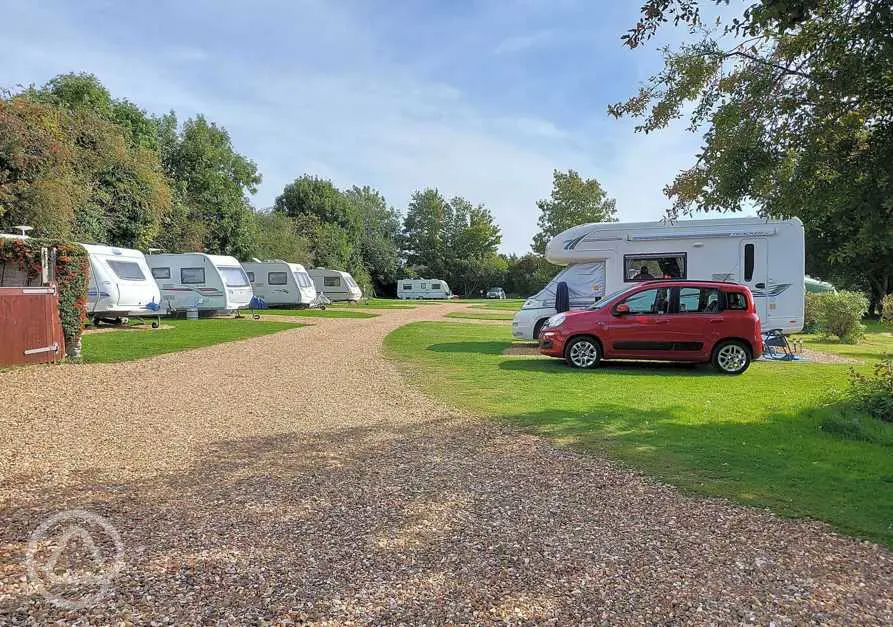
[{"xmin": 1, "ymin": 0, "xmax": 715, "ymax": 253}]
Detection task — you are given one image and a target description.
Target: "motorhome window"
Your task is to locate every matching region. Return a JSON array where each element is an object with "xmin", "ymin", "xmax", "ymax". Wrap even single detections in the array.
[
  {"xmin": 246, "ymin": 272, "xmax": 255, "ymax": 283},
  {"xmin": 403, "ymin": 284, "xmax": 412, "ymax": 290},
  {"xmin": 107, "ymin": 260, "xmax": 145, "ymax": 281},
  {"xmin": 677, "ymin": 287, "xmax": 721, "ymax": 313},
  {"xmin": 620, "ymin": 288, "xmax": 670, "ymax": 315},
  {"xmin": 151, "ymin": 267, "xmax": 171, "ymax": 280},
  {"xmin": 744, "ymin": 244, "xmax": 755, "ymax": 282},
  {"xmin": 430, "ymin": 282, "xmax": 440, "ymax": 289},
  {"xmin": 324, "ymin": 276, "xmax": 341, "ymax": 287},
  {"xmin": 268, "ymin": 271, "xmax": 288, "ymax": 285},
  {"xmin": 181, "ymin": 267, "xmax": 205, "ymax": 284},
  {"xmin": 219, "ymin": 267, "xmax": 249, "ymax": 287},
  {"xmin": 725, "ymin": 291, "xmax": 748, "ymax": 310},
  {"xmin": 623, "ymin": 254, "xmax": 686, "ymax": 282},
  {"xmin": 294, "ymin": 272, "xmax": 313, "ymax": 288}
]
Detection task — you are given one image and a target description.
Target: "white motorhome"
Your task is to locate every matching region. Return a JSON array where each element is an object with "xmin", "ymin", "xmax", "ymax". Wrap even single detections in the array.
[
  {"xmin": 513, "ymin": 217, "xmax": 805, "ymax": 340},
  {"xmin": 308, "ymin": 267, "xmax": 362, "ymax": 302},
  {"xmin": 241, "ymin": 260, "xmax": 317, "ymax": 307},
  {"xmin": 82, "ymin": 244, "xmax": 162, "ymax": 323},
  {"xmin": 146, "ymin": 253, "xmax": 253, "ymax": 313},
  {"xmin": 397, "ymin": 278, "xmax": 452, "ymax": 300}
]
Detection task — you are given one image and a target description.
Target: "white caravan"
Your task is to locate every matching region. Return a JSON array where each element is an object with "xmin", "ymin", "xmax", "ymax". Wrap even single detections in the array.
[
  {"xmin": 308, "ymin": 267, "xmax": 362, "ymax": 302},
  {"xmin": 81, "ymin": 244, "xmax": 161, "ymax": 323},
  {"xmin": 513, "ymin": 217, "xmax": 805, "ymax": 340},
  {"xmin": 146, "ymin": 253, "xmax": 253, "ymax": 313},
  {"xmin": 241, "ymin": 260, "xmax": 317, "ymax": 307},
  {"xmin": 397, "ymin": 278, "xmax": 453, "ymax": 300}
]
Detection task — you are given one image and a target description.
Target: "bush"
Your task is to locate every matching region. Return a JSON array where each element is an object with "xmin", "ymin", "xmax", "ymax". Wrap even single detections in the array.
[
  {"xmin": 803, "ymin": 292, "xmax": 822, "ymax": 333},
  {"xmin": 812, "ymin": 290, "xmax": 869, "ymax": 343},
  {"xmin": 849, "ymin": 357, "xmax": 893, "ymax": 423},
  {"xmin": 881, "ymin": 294, "xmax": 893, "ymax": 327}
]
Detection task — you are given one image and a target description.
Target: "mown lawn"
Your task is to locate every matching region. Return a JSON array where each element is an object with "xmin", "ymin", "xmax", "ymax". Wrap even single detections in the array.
[
  {"xmin": 445, "ymin": 310, "xmax": 515, "ymax": 321},
  {"xmin": 385, "ymin": 321, "xmax": 893, "ymax": 547},
  {"xmin": 82, "ymin": 319, "xmax": 302, "ymax": 363},
  {"xmin": 465, "ymin": 299, "xmax": 526, "ymax": 310},
  {"xmin": 798, "ymin": 320, "xmax": 893, "ymax": 360},
  {"xmin": 330, "ymin": 298, "xmax": 418, "ymax": 310},
  {"xmin": 259, "ymin": 308, "xmax": 377, "ymax": 318}
]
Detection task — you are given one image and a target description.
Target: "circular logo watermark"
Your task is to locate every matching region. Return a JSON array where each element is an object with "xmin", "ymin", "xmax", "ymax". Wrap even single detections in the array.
[{"xmin": 24, "ymin": 509, "xmax": 125, "ymax": 610}]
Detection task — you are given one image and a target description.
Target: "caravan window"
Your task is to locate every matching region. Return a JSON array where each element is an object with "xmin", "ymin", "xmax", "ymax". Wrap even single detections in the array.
[
  {"xmin": 268, "ymin": 271, "xmax": 288, "ymax": 285},
  {"xmin": 181, "ymin": 267, "xmax": 205, "ymax": 284},
  {"xmin": 345, "ymin": 276, "xmax": 358, "ymax": 289},
  {"xmin": 246, "ymin": 272, "xmax": 255, "ymax": 283},
  {"xmin": 430, "ymin": 282, "xmax": 441, "ymax": 289},
  {"xmin": 107, "ymin": 260, "xmax": 145, "ymax": 281},
  {"xmin": 744, "ymin": 244, "xmax": 755, "ymax": 282},
  {"xmin": 294, "ymin": 272, "xmax": 313, "ymax": 288},
  {"xmin": 324, "ymin": 276, "xmax": 341, "ymax": 287},
  {"xmin": 219, "ymin": 267, "xmax": 249, "ymax": 287},
  {"xmin": 151, "ymin": 267, "xmax": 171, "ymax": 280},
  {"xmin": 624, "ymin": 253, "xmax": 686, "ymax": 282},
  {"xmin": 402, "ymin": 283, "xmax": 412, "ymax": 290}
]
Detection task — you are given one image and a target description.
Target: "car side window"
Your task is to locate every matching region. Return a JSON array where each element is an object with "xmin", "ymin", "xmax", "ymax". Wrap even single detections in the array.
[
  {"xmin": 678, "ymin": 287, "xmax": 722, "ymax": 313},
  {"xmin": 620, "ymin": 288, "xmax": 670, "ymax": 315},
  {"xmin": 725, "ymin": 291, "xmax": 747, "ymax": 310}
]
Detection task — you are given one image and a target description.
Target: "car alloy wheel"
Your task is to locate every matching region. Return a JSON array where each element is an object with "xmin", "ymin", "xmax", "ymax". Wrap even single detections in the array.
[
  {"xmin": 566, "ymin": 338, "xmax": 600, "ymax": 369},
  {"xmin": 714, "ymin": 342, "xmax": 750, "ymax": 374}
]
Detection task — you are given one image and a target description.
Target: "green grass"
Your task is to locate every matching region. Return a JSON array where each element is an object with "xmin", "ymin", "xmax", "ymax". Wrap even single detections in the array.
[
  {"xmin": 329, "ymin": 298, "xmax": 417, "ymax": 310},
  {"xmin": 385, "ymin": 321, "xmax": 893, "ymax": 547},
  {"xmin": 445, "ymin": 310, "xmax": 514, "ymax": 321},
  {"xmin": 259, "ymin": 308, "xmax": 377, "ymax": 318},
  {"xmin": 82, "ymin": 318, "xmax": 302, "ymax": 363},
  {"xmin": 798, "ymin": 320, "xmax": 893, "ymax": 360},
  {"xmin": 464, "ymin": 299, "xmax": 525, "ymax": 310}
]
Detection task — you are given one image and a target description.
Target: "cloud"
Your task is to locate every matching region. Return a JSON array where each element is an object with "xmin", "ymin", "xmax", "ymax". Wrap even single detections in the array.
[{"xmin": 493, "ymin": 30, "xmax": 555, "ymax": 55}]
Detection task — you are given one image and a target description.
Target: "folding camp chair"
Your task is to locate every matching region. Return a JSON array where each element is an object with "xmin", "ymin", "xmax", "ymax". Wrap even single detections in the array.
[{"xmin": 761, "ymin": 329, "xmax": 796, "ymax": 360}]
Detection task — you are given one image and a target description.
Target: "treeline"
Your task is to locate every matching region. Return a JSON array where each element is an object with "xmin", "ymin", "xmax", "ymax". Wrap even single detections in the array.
[{"xmin": 0, "ymin": 73, "xmax": 621, "ymax": 296}]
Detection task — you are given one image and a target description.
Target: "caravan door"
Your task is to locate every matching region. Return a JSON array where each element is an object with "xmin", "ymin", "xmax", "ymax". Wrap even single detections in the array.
[{"xmin": 740, "ymin": 239, "xmax": 768, "ymax": 324}]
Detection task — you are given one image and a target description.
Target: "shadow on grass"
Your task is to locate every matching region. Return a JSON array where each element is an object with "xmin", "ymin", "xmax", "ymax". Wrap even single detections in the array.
[
  {"xmin": 428, "ymin": 341, "xmax": 509, "ymax": 355},
  {"xmin": 498, "ymin": 357, "xmax": 708, "ymax": 376}
]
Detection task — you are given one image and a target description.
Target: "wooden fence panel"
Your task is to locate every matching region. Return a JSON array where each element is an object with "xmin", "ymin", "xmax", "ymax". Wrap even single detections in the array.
[{"xmin": 0, "ymin": 285, "xmax": 66, "ymax": 366}]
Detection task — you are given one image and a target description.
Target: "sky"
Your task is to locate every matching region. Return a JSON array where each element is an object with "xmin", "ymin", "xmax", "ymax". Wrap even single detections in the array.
[{"xmin": 1, "ymin": 0, "xmax": 719, "ymax": 254}]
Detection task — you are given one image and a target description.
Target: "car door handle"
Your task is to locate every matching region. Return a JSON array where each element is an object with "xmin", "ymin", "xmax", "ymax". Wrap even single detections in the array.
[
  {"xmin": 708, "ymin": 318, "xmax": 723, "ymax": 324},
  {"xmin": 654, "ymin": 319, "xmax": 670, "ymax": 324}
]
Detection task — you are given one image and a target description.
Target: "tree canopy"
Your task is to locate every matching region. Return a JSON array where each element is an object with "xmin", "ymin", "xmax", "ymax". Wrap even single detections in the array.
[{"xmin": 532, "ymin": 169, "xmax": 617, "ymax": 254}]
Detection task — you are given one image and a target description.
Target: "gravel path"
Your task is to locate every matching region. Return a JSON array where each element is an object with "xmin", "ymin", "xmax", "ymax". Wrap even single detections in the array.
[{"xmin": 1, "ymin": 305, "xmax": 891, "ymax": 624}]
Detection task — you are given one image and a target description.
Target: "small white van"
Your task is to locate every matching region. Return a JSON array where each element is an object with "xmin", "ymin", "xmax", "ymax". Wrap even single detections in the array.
[
  {"xmin": 308, "ymin": 267, "xmax": 362, "ymax": 302},
  {"xmin": 398, "ymin": 278, "xmax": 453, "ymax": 300},
  {"xmin": 81, "ymin": 244, "xmax": 161, "ymax": 323},
  {"xmin": 241, "ymin": 260, "xmax": 317, "ymax": 307},
  {"xmin": 146, "ymin": 253, "xmax": 253, "ymax": 313}
]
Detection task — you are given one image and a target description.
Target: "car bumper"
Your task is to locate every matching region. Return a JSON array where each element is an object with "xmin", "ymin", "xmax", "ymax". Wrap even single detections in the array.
[{"xmin": 539, "ymin": 329, "xmax": 567, "ymax": 358}]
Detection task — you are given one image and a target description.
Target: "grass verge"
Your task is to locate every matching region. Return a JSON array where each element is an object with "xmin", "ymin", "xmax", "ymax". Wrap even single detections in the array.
[
  {"xmin": 385, "ymin": 321, "xmax": 893, "ymax": 547},
  {"xmin": 259, "ymin": 308, "xmax": 377, "ymax": 319},
  {"xmin": 446, "ymin": 310, "xmax": 514, "ymax": 321},
  {"xmin": 82, "ymin": 319, "xmax": 302, "ymax": 363}
]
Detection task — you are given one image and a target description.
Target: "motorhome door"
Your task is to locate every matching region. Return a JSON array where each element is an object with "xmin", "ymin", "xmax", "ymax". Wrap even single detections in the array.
[{"xmin": 740, "ymin": 239, "xmax": 768, "ymax": 323}]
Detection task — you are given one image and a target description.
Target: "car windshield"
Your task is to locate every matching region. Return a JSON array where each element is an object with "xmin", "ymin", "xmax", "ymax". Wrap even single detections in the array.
[
  {"xmin": 218, "ymin": 266, "xmax": 249, "ymax": 287},
  {"xmin": 589, "ymin": 287, "xmax": 636, "ymax": 310}
]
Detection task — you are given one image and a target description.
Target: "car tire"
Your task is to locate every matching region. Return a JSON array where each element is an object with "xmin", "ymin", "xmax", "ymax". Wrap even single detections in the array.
[
  {"xmin": 533, "ymin": 318, "xmax": 547, "ymax": 340},
  {"xmin": 564, "ymin": 336, "xmax": 602, "ymax": 369},
  {"xmin": 712, "ymin": 340, "xmax": 751, "ymax": 374}
]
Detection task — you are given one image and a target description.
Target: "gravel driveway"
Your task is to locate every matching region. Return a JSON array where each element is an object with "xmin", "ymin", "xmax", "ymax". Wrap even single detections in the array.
[{"xmin": 1, "ymin": 305, "xmax": 891, "ymax": 624}]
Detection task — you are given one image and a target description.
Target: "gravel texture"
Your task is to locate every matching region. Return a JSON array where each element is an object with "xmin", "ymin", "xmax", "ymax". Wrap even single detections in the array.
[{"xmin": 1, "ymin": 304, "xmax": 891, "ymax": 624}]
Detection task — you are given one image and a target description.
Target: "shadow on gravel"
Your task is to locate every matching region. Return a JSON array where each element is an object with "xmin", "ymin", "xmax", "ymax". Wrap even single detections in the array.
[{"xmin": 1, "ymin": 416, "xmax": 889, "ymax": 623}]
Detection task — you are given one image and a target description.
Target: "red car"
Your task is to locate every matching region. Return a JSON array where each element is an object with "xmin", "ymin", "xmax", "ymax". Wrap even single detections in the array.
[{"xmin": 539, "ymin": 280, "xmax": 762, "ymax": 374}]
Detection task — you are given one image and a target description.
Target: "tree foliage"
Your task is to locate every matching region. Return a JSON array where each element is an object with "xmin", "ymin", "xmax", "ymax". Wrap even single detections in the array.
[
  {"xmin": 532, "ymin": 169, "xmax": 617, "ymax": 254},
  {"xmin": 610, "ymin": 0, "xmax": 893, "ymax": 304}
]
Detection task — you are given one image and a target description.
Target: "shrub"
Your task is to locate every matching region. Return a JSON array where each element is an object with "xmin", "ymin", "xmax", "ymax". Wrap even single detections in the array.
[
  {"xmin": 849, "ymin": 357, "xmax": 893, "ymax": 423},
  {"xmin": 813, "ymin": 290, "xmax": 869, "ymax": 343},
  {"xmin": 881, "ymin": 294, "xmax": 893, "ymax": 327},
  {"xmin": 803, "ymin": 292, "xmax": 822, "ymax": 333}
]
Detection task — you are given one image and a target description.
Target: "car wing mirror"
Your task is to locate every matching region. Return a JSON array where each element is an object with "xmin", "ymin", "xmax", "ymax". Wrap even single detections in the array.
[{"xmin": 613, "ymin": 303, "xmax": 630, "ymax": 316}]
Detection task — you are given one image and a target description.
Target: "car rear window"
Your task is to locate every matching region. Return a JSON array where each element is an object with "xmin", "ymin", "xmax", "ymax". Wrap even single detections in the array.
[{"xmin": 725, "ymin": 291, "xmax": 748, "ymax": 310}]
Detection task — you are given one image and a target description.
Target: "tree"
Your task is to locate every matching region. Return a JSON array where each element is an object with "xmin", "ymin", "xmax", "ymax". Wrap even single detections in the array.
[
  {"xmin": 401, "ymin": 188, "xmax": 451, "ymax": 277},
  {"xmin": 251, "ymin": 211, "xmax": 312, "ymax": 264},
  {"xmin": 504, "ymin": 253, "xmax": 554, "ymax": 297},
  {"xmin": 532, "ymin": 170, "xmax": 617, "ymax": 254},
  {"xmin": 344, "ymin": 185, "xmax": 401, "ymax": 294},
  {"xmin": 274, "ymin": 176, "xmax": 360, "ymax": 234},
  {"xmin": 609, "ymin": 0, "xmax": 893, "ymax": 305}
]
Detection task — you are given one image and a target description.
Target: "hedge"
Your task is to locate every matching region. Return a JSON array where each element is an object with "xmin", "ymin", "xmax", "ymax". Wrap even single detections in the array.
[{"xmin": 0, "ymin": 238, "xmax": 89, "ymax": 352}]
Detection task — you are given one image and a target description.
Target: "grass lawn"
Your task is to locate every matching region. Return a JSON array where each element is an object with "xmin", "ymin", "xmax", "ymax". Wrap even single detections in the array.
[
  {"xmin": 445, "ymin": 310, "xmax": 514, "ymax": 321},
  {"xmin": 82, "ymin": 318, "xmax": 302, "ymax": 363},
  {"xmin": 464, "ymin": 299, "xmax": 526, "ymax": 310},
  {"xmin": 258, "ymin": 308, "xmax": 377, "ymax": 318},
  {"xmin": 798, "ymin": 320, "xmax": 893, "ymax": 360},
  {"xmin": 329, "ymin": 298, "xmax": 417, "ymax": 310},
  {"xmin": 385, "ymin": 321, "xmax": 893, "ymax": 547}
]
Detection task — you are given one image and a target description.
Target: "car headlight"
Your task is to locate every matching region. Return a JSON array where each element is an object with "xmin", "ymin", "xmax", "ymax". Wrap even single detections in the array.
[{"xmin": 546, "ymin": 313, "xmax": 566, "ymax": 328}]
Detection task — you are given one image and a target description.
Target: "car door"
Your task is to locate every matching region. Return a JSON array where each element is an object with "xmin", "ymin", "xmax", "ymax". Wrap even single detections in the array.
[
  {"xmin": 601, "ymin": 287, "xmax": 673, "ymax": 358},
  {"xmin": 667, "ymin": 286, "xmax": 723, "ymax": 360}
]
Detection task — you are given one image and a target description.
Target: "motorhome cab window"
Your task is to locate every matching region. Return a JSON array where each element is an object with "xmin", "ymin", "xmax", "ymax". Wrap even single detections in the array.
[
  {"xmin": 219, "ymin": 267, "xmax": 249, "ymax": 287},
  {"xmin": 324, "ymin": 276, "xmax": 341, "ymax": 287},
  {"xmin": 624, "ymin": 253, "xmax": 686, "ymax": 282},
  {"xmin": 246, "ymin": 272, "xmax": 255, "ymax": 283},
  {"xmin": 181, "ymin": 267, "xmax": 205, "ymax": 284},
  {"xmin": 268, "ymin": 271, "xmax": 288, "ymax": 285},
  {"xmin": 677, "ymin": 287, "xmax": 721, "ymax": 313},
  {"xmin": 107, "ymin": 260, "xmax": 146, "ymax": 281},
  {"xmin": 151, "ymin": 267, "xmax": 171, "ymax": 280},
  {"xmin": 294, "ymin": 272, "xmax": 313, "ymax": 288}
]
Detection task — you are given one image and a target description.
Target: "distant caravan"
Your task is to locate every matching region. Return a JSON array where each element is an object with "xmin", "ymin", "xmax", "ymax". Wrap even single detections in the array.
[
  {"xmin": 147, "ymin": 253, "xmax": 253, "ymax": 314},
  {"xmin": 241, "ymin": 260, "xmax": 317, "ymax": 308},
  {"xmin": 81, "ymin": 244, "xmax": 162, "ymax": 324},
  {"xmin": 512, "ymin": 217, "xmax": 805, "ymax": 340},
  {"xmin": 398, "ymin": 278, "xmax": 452, "ymax": 300},
  {"xmin": 308, "ymin": 267, "xmax": 362, "ymax": 302}
]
